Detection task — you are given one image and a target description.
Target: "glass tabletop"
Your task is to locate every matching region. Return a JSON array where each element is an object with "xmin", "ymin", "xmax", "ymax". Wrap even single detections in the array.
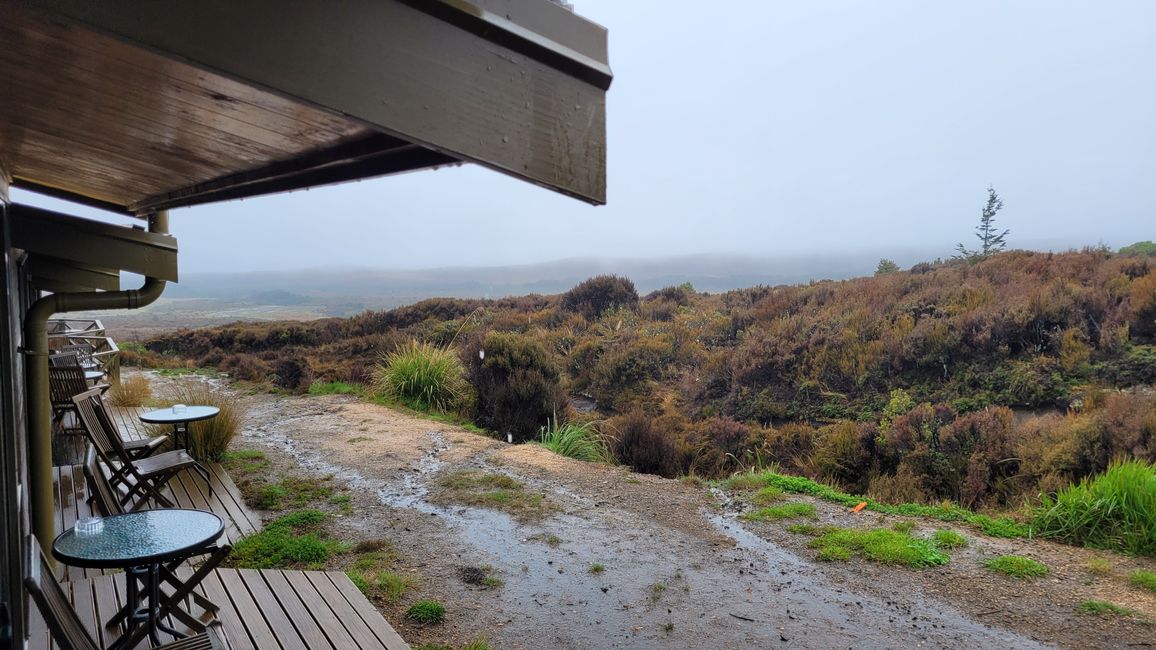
[
  {"xmin": 139, "ymin": 405, "xmax": 220, "ymax": 424},
  {"xmin": 54, "ymin": 509, "xmax": 224, "ymax": 568}
]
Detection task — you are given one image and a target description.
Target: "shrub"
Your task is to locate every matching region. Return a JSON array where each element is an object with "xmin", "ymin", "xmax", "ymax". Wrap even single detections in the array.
[
  {"xmin": 107, "ymin": 374, "xmax": 152, "ymax": 407},
  {"xmin": 561, "ymin": 275, "xmax": 639, "ymax": 320},
  {"xmin": 608, "ymin": 411, "xmax": 679, "ymax": 478},
  {"xmin": 273, "ymin": 354, "xmax": 313, "ymax": 393},
  {"xmin": 405, "ymin": 600, "xmax": 446, "ymax": 624},
  {"xmin": 464, "ymin": 332, "xmax": 564, "ymax": 442},
  {"xmin": 374, "ymin": 340, "xmax": 470, "ymax": 412},
  {"xmin": 984, "ymin": 555, "xmax": 1048, "ymax": 579},
  {"xmin": 156, "ymin": 381, "xmax": 243, "ymax": 462},
  {"xmin": 1033, "ymin": 459, "xmax": 1156, "ymax": 556},
  {"xmin": 220, "ymin": 353, "xmax": 271, "ymax": 382},
  {"xmin": 537, "ymin": 418, "xmax": 612, "ymax": 463}
]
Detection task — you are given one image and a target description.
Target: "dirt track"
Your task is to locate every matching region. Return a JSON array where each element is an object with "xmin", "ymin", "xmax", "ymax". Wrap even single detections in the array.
[{"xmin": 222, "ymin": 388, "xmax": 1156, "ymax": 649}]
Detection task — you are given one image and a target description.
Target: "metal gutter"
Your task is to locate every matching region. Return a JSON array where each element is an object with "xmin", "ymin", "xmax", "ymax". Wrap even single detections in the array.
[{"xmin": 23, "ymin": 211, "xmax": 170, "ymax": 552}]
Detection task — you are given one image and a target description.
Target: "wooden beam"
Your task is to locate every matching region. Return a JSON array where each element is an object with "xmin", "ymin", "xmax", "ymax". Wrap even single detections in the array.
[
  {"xmin": 22, "ymin": 0, "xmax": 609, "ymax": 204},
  {"xmin": 9, "ymin": 204, "xmax": 178, "ymax": 281}
]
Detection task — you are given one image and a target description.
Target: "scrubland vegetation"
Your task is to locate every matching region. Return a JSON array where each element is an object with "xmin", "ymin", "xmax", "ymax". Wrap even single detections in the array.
[{"xmin": 132, "ymin": 248, "xmax": 1156, "ymax": 551}]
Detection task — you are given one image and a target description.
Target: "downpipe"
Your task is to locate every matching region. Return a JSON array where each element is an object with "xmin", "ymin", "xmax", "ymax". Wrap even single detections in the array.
[{"xmin": 24, "ymin": 211, "xmax": 170, "ymax": 552}]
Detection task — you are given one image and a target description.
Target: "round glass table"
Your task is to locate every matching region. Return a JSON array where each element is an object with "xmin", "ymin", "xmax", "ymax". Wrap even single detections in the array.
[
  {"xmin": 139, "ymin": 405, "xmax": 220, "ymax": 450},
  {"xmin": 54, "ymin": 509, "xmax": 225, "ymax": 647}
]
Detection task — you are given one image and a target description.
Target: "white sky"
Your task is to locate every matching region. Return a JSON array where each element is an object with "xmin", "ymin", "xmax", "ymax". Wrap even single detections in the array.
[{"xmin": 16, "ymin": 0, "xmax": 1156, "ymax": 274}]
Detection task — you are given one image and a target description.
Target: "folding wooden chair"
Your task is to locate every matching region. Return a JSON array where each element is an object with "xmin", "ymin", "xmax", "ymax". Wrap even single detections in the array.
[
  {"xmin": 73, "ymin": 388, "xmax": 211, "ymax": 511},
  {"xmin": 82, "ymin": 447, "xmax": 231, "ymax": 640},
  {"xmin": 49, "ymin": 364, "xmax": 107, "ymax": 437},
  {"xmin": 23, "ymin": 536, "xmax": 229, "ymax": 650}
]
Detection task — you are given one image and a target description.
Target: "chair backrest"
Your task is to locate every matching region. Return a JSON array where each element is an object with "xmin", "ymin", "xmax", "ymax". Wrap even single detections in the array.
[
  {"xmin": 23, "ymin": 535, "xmax": 100, "ymax": 650},
  {"xmin": 49, "ymin": 352, "xmax": 80, "ymax": 368},
  {"xmin": 82, "ymin": 445, "xmax": 124, "ymax": 516},
  {"xmin": 49, "ymin": 365, "xmax": 89, "ymax": 407},
  {"xmin": 72, "ymin": 387, "xmax": 130, "ymax": 464}
]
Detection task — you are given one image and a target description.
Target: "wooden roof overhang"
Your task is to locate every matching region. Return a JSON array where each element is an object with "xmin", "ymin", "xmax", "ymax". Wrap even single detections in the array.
[{"xmin": 0, "ymin": 0, "xmax": 611, "ymax": 216}]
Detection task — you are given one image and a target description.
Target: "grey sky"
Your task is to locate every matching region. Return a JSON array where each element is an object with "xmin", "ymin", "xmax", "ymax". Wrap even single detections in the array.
[{"xmin": 17, "ymin": 0, "xmax": 1156, "ymax": 274}]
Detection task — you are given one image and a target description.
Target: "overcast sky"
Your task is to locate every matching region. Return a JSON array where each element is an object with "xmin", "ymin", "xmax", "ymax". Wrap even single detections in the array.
[{"xmin": 16, "ymin": 0, "xmax": 1156, "ymax": 274}]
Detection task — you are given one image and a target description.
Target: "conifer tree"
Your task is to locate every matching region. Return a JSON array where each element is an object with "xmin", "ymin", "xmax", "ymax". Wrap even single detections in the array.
[{"xmin": 956, "ymin": 187, "xmax": 1008, "ymax": 261}]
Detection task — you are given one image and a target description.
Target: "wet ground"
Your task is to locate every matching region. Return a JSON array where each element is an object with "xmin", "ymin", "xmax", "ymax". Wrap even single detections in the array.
[{"xmin": 140, "ymin": 373, "xmax": 1154, "ymax": 650}]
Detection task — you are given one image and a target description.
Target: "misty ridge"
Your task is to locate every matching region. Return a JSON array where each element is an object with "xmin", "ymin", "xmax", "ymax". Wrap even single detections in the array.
[{"xmin": 168, "ymin": 247, "xmax": 965, "ymax": 316}]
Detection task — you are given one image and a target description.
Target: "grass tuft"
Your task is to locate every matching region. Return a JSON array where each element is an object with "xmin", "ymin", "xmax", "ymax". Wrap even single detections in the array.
[
  {"xmin": 374, "ymin": 340, "xmax": 470, "ymax": 412},
  {"xmin": 537, "ymin": 418, "xmax": 613, "ymax": 463},
  {"xmin": 1033, "ymin": 460, "xmax": 1156, "ymax": 557},
  {"xmin": 984, "ymin": 555, "xmax": 1048, "ymax": 579},
  {"xmin": 107, "ymin": 375, "xmax": 152, "ymax": 407},
  {"xmin": 807, "ymin": 527, "xmax": 949, "ymax": 568},
  {"xmin": 154, "ymin": 382, "xmax": 243, "ymax": 462},
  {"xmin": 308, "ymin": 381, "xmax": 360, "ymax": 395},
  {"xmin": 1079, "ymin": 599, "xmax": 1139, "ymax": 618},
  {"xmin": 740, "ymin": 502, "xmax": 816, "ymax": 522},
  {"xmin": 405, "ymin": 600, "xmax": 446, "ymax": 624},
  {"xmin": 1085, "ymin": 557, "xmax": 1113, "ymax": 576},
  {"xmin": 1129, "ymin": 569, "xmax": 1156, "ymax": 593},
  {"xmin": 434, "ymin": 470, "xmax": 552, "ymax": 520},
  {"xmin": 931, "ymin": 529, "xmax": 968, "ymax": 549}
]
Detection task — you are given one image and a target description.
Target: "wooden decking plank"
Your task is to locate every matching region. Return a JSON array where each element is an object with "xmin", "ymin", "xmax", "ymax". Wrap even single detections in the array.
[
  {"xmin": 236, "ymin": 569, "xmax": 307, "ymax": 650},
  {"xmin": 284, "ymin": 570, "xmax": 361, "ymax": 649},
  {"xmin": 303, "ymin": 571, "xmax": 387, "ymax": 649},
  {"xmin": 91, "ymin": 573, "xmax": 124, "ymax": 649},
  {"xmin": 207, "ymin": 462, "xmax": 260, "ymax": 535},
  {"xmin": 198, "ymin": 569, "xmax": 257, "ymax": 650},
  {"xmin": 327, "ymin": 571, "xmax": 411, "ymax": 650},
  {"xmin": 69, "ymin": 572, "xmax": 101, "ymax": 646},
  {"xmin": 216, "ymin": 568, "xmax": 283, "ymax": 650},
  {"xmin": 170, "ymin": 469, "xmax": 242, "ymax": 545},
  {"xmin": 259, "ymin": 569, "xmax": 335, "ymax": 649}
]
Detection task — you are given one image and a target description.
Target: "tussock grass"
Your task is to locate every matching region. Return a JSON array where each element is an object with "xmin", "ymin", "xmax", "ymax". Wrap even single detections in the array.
[
  {"xmin": 1033, "ymin": 460, "xmax": 1156, "ymax": 557},
  {"xmin": 537, "ymin": 418, "xmax": 612, "ymax": 463},
  {"xmin": 107, "ymin": 375, "xmax": 152, "ymax": 407},
  {"xmin": 741, "ymin": 502, "xmax": 816, "ymax": 522},
  {"xmin": 984, "ymin": 555, "xmax": 1048, "ymax": 579},
  {"xmin": 805, "ymin": 527, "xmax": 950, "ymax": 567},
  {"xmin": 156, "ymin": 382, "xmax": 243, "ymax": 462},
  {"xmin": 228, "ymin": 510, "xmax": 346, "ymax": 569},
  {"xmin": 374, "ymin": 340, "xmax": 470, "ymax": 412},
  {"xmin": 724, "ymin": 469, "xmax": 1029, "ymax": 538},
  {"xmin": 1129, "ymin": 569, "xmax": 1156, "ymax": 593}
]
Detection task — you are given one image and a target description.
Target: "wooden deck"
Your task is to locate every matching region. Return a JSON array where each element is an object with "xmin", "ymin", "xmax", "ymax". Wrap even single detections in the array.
[
  {"xmin": 29, "ymin": 567, "xmax": 408, "ymax": 650},
  {"xmin": 39, "ymin": 404, "xmax": 410, "ymax": 649}
]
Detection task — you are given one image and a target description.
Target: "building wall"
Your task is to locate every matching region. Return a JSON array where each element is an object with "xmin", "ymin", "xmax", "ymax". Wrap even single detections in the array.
[{"xmin": 0, "ymin": 163, "xmax": 29, "ymax": 647}]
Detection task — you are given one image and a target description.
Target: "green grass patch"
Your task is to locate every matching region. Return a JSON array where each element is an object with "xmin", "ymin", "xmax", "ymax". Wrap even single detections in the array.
[
  {"xmin": 1086, "ymin": 557, "xmax": 1113, "ymax": 576},
  {"xmin": 309, "ymin": 381, "xmax": 360, "ymax": 395},
  {"xmin": 240, "ymin": 474, "xmax": 335, "ymax": 510},
  {"xmin": 751, "ymin": 486, "xmax": 785, "ymax": 505},
  {"xmin": 221, "ymin": 449, "xmax": 269, "ymax": 475},
  {"xmin": 892, "ymin": 521, "xmax": 916, "ymax": 534},
  {"xmin": 537, "ymin": 418, "xmax": 612, "ymax": 463},
  {"xmin": 406, "ymin": 600, "xmax": 446, "ymax": 624},
  {"xmin": 1079, "ymin": 599, "xmax": 1140, "ymax": 618},
  {"xmin": 1129, "ymin": 569, "xmax": 1156, "ymax": 593},
  {"xmin": 984, "ymin": 555, "xmax": 1048, "ymax": 579},
  {"xmin": 434, "ymin": 470, "xmax": 552, "ymax": 520},
  {"xmin": 740, "ymin": 502, "xmax": 816, "ymax": 522},
  {"xmin": 723, "ymin": 470, "xmax": 1030, "ymax": 538},
  {"xmin": 806, "ymin": 527, "xmax": 949, "ymax": 568},
  {"xmin": 1033, "ymin": 460, "xmax": 1156, "ymax": 557},
  {"xmin": 228, "ymin": 510, "xmax": 346, "ymax": 569},
  {"xmin": 350, "ymin": 546, "xmax": 415, "ymax": 602},
  {"xmin": 589, "ymin": 563, "xmax": 605, "ymax": 574},
  {"xmin": 931, "ymin": 529, "xmax": 968, "ymax": 549}
]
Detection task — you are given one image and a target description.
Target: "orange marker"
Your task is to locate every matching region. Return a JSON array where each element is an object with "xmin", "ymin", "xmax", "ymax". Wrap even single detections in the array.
[{"xmin": 850, "ymin": 501, "xmax": 868, "ymax": 513}]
